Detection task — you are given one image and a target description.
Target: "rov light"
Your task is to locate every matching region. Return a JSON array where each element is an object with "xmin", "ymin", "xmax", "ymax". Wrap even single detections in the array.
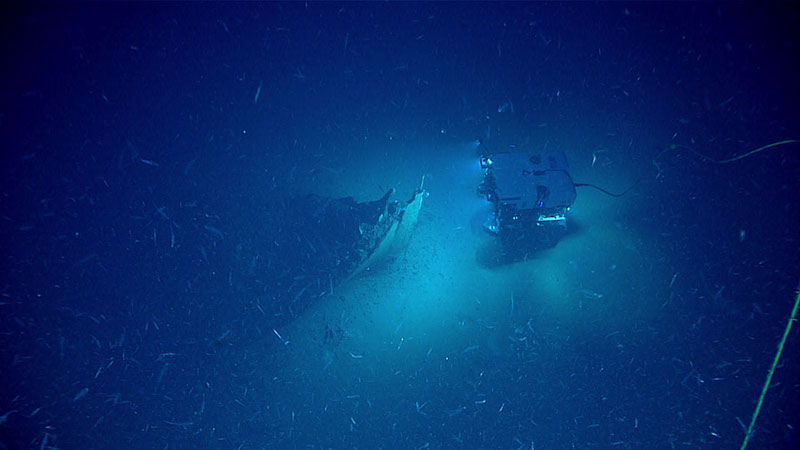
[{"xmin": 479, "ymin": 156, "xmax": 493, "ymax": 169}]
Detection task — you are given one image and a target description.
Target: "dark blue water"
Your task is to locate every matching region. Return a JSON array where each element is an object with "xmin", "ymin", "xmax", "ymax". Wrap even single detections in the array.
[{"xmin": 1, "ymin": 3, "xmax": 798, "ymax": 449}]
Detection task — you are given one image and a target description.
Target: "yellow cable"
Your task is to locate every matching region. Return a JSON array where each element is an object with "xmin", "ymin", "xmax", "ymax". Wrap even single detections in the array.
[
  {"xmin": 740, "ymin": 285, "xmax": 800, "ymax": 450},
  {"xmin": 670, "ymin": 140, "xmax": 798, "ymax": 164},
  {"xmin": 664, "ymin": 141, "xmax": 799, "ymax": 448}
]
